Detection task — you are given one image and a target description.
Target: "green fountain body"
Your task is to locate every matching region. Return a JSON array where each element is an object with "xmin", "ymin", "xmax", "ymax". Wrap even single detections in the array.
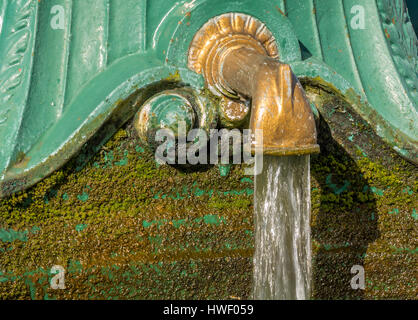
[
  {"xmin": 0, "ymin": 0, "xmax": 416, "ymax": 300},
  {"xmin": 0, "ymin": 0, "xmax": 417, "ymax": 195}
]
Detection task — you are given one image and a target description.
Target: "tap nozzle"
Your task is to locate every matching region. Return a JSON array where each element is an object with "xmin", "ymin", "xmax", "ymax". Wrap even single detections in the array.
[{"xmin": 188, "ymin": 13, "xmax": 320, "ymax": 156}]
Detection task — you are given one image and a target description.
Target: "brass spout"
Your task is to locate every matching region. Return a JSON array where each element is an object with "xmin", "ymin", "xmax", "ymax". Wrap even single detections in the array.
[
  {"xmin": 188, "ymin": 13, "xmax": 319, "ymax": 156},
  {"xmin": 219, "ymin": 47, "xmax": 320, "ymax": 156}
]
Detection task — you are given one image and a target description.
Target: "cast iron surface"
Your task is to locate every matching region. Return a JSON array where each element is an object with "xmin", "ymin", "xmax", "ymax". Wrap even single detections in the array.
[{"xmin": 0, "ymin": 0, "xmax": 417, "ymax": 196}]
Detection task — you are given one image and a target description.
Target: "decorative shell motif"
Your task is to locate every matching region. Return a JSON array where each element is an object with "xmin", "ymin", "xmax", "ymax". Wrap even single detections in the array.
[{"xmin": 188, "ymin": 12, "xmax": 279, "ymax": 75}]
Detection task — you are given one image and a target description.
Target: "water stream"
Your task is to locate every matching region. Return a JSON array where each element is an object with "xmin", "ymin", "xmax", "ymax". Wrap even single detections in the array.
[{"xmin": 253, "ymin": 155, "xmax": 312, "ymax": 300}]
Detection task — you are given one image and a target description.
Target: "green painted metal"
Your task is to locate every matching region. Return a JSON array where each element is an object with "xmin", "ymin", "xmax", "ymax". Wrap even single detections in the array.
[
  {"xmin": 0, "ymin": 0, "xmax": 417, "ymax": 198},
  {"xmin": 285, "ymin": 0, "xmax": 417, "ymax": 161},
  {"xmin": 134, "ymin": 87, "xmax": 218, "ymax": 155},
  {"xmin": 141, "ymin": 92, "xmax": 196, "ymax": 137}
]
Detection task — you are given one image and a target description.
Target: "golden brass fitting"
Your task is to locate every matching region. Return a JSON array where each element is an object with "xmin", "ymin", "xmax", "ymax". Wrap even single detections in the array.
[{"xmin": 188, "ymin": 13, "xmax": 320, "ymax": 156}]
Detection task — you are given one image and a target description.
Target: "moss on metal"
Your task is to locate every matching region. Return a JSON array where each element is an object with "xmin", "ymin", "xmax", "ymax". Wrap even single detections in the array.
[
  {"xmin": 306, "ymin": 84, "xmax": 417, "ymax": 300},
  {"xmin": 0, "ymin": 86, "xmax": 416, "ymax": 300}
]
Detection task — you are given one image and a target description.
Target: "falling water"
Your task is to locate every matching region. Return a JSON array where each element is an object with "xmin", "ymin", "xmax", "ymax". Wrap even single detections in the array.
[{"xmin": 253, "ymin": 155, "xmax": 312, "ymax": 300}]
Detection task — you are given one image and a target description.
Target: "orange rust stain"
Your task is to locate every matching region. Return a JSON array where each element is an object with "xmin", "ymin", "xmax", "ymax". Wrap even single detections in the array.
[
  {"xmin": 275, "ymin": 6, "xmax": 285, "ymax": 16},
  {"xmin": 384, "ymin": 28, "xmax": 390, "ymax": 39}
]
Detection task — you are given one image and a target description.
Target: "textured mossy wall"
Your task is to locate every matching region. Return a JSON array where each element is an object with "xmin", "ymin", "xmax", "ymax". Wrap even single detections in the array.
[{"xmin": 0, "ymin": 86, "xmax": 416, "ymax": 300}]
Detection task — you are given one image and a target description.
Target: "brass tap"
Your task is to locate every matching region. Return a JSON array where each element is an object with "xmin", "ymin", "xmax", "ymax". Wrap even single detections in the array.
[{"xmin": 188, "ymin": 13, "xmax": 320, "ymax": 156}]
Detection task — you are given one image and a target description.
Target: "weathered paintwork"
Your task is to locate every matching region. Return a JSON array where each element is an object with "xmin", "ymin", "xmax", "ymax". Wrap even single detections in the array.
[
  {"xmin": 0, "ymin": 0, "xmax": 417, "ymax": 197},
  {"xmin": 287, "ymin": 0, "xmax": 418, "ymax": 161},
  {"xmin": 0, "ymin": 85, "xmax": 416, "ymax": 299},
  {"xmin": 0, "ymin": 0, "xmax": 417, "ymax": 301},
  {"xmin": 140, "ymin": 92, "xmax": 197, "ymax": 138},
  {"xmin": 134, "ymin": 87, "xmax": 218, "ymax": 155}
]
